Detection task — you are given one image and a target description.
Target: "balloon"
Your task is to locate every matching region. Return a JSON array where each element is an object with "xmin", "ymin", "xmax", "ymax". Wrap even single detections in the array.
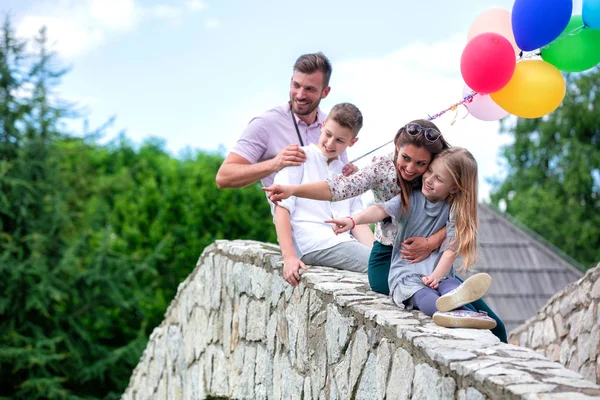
[
  {"xmin": 490, "ymin": 60, "xmax": 566, "ymax": 119},
  {"xmin": 460, "ymin": 33, "xmax": 516, "ymax": 94},
  {"xmin": 541, "ymin": 15, "xmax": 600, "ymax": 72},
  {"xmin": 512, "ymin": 0, "xmax": 572, "ymax": 51},
  {"xmin": 583, "ymin": 0, "xmax": 600, "ymax": 28},
  {"xmin": 468, "ymin": 8, "xmax": 520, "ymax": 55},
  {"xmin": 462, "ymin": 86, "xmax": 509, "ymax": 121}
]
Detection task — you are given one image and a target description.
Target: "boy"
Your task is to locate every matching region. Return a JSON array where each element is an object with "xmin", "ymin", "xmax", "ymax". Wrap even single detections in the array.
[{"xmin": 271, "ymin": 103, "xmax": 374, "ymax": 287}]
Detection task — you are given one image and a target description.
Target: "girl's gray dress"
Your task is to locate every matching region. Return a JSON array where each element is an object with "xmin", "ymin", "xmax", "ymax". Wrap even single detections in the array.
[{"xmin": 381, "ymin": 191, "xmax": 455, "ymax": 309}]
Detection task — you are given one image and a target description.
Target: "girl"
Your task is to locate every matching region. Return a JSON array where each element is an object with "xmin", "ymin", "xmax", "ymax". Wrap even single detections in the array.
[
  {"xmin": 263, "ymin": 122, "xmax": 507, "ymax": 339},
  {"xmin": 326, "ymin": 147, "xmax": 496, "ymax": 329}
]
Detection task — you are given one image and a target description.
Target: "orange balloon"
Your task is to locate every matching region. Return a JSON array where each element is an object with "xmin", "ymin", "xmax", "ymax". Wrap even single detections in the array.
[
  {"xmin": 490, "ymin": 60, "xmax": 566, "ymax": 119},
  {"xmin": 468, "ymin": 8, "xmax": 520, "ymax": 56}
]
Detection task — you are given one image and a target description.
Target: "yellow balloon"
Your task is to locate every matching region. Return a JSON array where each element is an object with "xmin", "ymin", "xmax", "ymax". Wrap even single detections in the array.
[{"xmin": 490, "ymin": 60, "xmax": 566, "ymax": 119}]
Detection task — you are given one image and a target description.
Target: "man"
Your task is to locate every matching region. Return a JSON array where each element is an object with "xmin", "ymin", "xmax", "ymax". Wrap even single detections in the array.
[{"xmin": 215, "ymin": 52, "xmax": 354, "ymax": 190}]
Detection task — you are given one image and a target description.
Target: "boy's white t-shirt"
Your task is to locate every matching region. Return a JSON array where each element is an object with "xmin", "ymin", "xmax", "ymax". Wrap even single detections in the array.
[{"xmin": 274, "ymin": 144, "xmax": 364, "ymax": 258}]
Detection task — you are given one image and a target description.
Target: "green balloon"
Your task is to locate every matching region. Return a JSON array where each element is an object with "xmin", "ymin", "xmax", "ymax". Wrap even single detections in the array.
[{"xmin": 541, "ymin": 15, "xmax": 600, "ymax": 72}]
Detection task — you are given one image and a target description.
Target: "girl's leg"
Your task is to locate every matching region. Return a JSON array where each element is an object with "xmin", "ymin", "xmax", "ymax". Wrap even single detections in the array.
[
  {"xmin": 468, "ymin": 298, "xmax": 508, "ymax": 343},
  {"xmin": 437, "ymin": 278, "xmax": 470, "ymax": 311},
  {"xmin": 411, "ymin": 287, "xmax": 441, "ymax": 317},
  {"xmin": 368, "ymin": 241, "xmax": 393, "ymax": 295},
  {"xmin": 455, "ymin": 276, "xmax": 508, "ymax": 343}
]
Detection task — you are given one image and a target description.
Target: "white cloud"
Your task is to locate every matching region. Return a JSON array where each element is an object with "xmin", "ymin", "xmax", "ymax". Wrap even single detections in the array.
[
  {"xmin": 204, "ymin": 18, "xmax": 220, "ymax": 29},
  {"xmin": 17, "ymin": 15, "xmax": 105, "ymax": 58},
  {"xmin": 147, "ymin": 5, "xmax": 183, "ymax": 20},
  {"xmin": 327, "ymin": 34, "xmax": 513, "ymax": 201},
  {"xmin": 88, "ymin": 0, "xmax": 138, "ymax": 30},
  {"xmin": 186, "ymin": 0, "xmax": 208, "ymax": 12},
  {"xmin": 14, "ymin": 0, "xmax": 203, "ymax": 58}
]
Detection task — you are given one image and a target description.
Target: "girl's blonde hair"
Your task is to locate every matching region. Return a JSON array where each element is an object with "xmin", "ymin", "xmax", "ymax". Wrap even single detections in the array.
[
  {"xmin": 438, "ymin": 147, "xmax": 479, "ymax": 272},
  {"xmin": 393, "ymin": 119, "xmax": 450, "ymax": 213}
]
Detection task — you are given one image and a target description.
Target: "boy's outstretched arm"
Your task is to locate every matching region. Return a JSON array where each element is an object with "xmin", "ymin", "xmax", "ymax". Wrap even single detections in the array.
[
  {"xmin": 422, "ymin": 248, "xmax": 457, "ymax": 289},
  {"xmin": 274, "ymin": 205, "xmax": 307, "ymax": 287}
]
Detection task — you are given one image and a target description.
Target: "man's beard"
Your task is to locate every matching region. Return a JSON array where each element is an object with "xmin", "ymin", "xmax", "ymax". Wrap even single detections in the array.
[{"xmin": 290, "ymin": 96, "xmax": 321, "ymax": 116}]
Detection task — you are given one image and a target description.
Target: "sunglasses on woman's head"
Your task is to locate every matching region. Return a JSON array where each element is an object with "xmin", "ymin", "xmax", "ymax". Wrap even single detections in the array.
[{"xmin": 405, "ymin": 123, "xmax": 442, "ymax": 142}]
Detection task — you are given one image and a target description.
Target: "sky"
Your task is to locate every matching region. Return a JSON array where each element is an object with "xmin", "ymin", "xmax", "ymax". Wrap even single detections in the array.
[{"xmin": 2, "ymin": 0, "xmax": 584, "ymax": 200}]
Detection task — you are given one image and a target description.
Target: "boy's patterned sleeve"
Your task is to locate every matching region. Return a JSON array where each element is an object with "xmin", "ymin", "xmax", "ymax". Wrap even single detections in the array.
[{"xmin": 325, "ymin": 157, "xmax": 383, "ymax": 201}]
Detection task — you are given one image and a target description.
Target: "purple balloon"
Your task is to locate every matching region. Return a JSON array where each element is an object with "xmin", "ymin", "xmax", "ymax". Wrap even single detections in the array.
[
  {"xmin": 512, "ymin": 0, "xmax": 573, "ymax": 51},
  {"xmin": 462, "ymin": 86, "xmax": 509, "ymax": 121}
]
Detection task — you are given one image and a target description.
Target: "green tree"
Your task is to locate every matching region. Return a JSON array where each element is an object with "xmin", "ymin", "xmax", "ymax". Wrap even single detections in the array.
[
  {"xmin": 1, "ymin": 17, "xmax": 277, "ymax": 399},
  {"xmin": 490, "ymin": 67, "xmax": 600, "ymax": 269}
]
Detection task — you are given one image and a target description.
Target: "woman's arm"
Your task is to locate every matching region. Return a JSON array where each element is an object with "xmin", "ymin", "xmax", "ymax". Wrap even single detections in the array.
[
  {"xmin": 265, "ymin": 157, "xmax": 385, "ymax": 203},
  {"xmin": 400, "ymin": 226, "xmax": 447, "ymax": 264},
  {"xmin": 263, "ymin": 180, "xmax": 332, "ymax": 202}
]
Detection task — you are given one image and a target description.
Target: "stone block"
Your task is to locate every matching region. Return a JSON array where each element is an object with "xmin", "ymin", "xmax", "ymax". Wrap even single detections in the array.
[
  {"xmin": 386, "ymin": 347, "xmax": 414, "ymax": 400},
  {"xmin": 356, "ymin": 353, "xmax": 377, "ymax": 400},
  {"xmin": 246, "ymin": 299, "xmax": 268, "ymax": 341},
  {"xmin": 325, "ymin": 304, "xmax": 354, "ymax": 365},
  {"xmin": 375, "ymin": 339, "xmax": 394, "ymax": 400}
]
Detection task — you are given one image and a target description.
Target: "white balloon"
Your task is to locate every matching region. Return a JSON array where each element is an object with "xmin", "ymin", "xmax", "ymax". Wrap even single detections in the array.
[{"xmin": 462, "ymin": 85, "xmax": 509, "ymax": 121}]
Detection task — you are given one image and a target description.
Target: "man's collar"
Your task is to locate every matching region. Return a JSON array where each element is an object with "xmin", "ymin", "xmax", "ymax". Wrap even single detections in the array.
[{"xmin": 288, "ymin": 103, "xmax": 324, "ymax": 127}]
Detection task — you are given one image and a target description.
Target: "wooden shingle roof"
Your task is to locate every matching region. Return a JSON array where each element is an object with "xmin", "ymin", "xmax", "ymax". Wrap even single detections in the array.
[{"xmin": 456, "ymin": 204, "xmax": 584, "ymax": 334}]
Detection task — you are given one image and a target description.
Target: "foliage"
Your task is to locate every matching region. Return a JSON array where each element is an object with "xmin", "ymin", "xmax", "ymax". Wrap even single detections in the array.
[
  {"xmin": 490, "ymin": 67, "xmax": 600, "ymax": 269},
  {"xmin": 0, "ymin": 17, "xmax": 275, "ymax": 399}
]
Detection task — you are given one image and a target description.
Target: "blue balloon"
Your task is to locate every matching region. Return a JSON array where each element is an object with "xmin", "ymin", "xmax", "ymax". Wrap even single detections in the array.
[
  {"xmin": 583, "ymin": 0, "xmax": 600, "ymax": 28},
  {"xmin": 512, "ymin": 0, "xmax": 573, "ymax": 51}
]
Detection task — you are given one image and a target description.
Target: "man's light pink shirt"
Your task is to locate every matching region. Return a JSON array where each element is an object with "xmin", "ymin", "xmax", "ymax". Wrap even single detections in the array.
[{"xmin": 231, "ymin": 103, "xmax": 348, "ymax": 188}]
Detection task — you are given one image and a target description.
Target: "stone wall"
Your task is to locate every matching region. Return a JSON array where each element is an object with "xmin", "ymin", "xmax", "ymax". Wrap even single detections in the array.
[
  {"xmin": 509, "ymin": 263, "xmax": 600, "ymax": 384},
  {"xmin": 122, "ymin": 240, "xmax": 600, "ymax": 399}
]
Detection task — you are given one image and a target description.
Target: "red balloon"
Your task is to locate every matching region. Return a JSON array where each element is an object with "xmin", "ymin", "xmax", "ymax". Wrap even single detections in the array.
[{"xmin": 460, "ymin": 32, "xmax": 516, "ymax": 94}]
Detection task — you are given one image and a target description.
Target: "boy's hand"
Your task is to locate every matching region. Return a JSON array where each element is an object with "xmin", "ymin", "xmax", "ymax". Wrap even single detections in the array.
[
  {"xmin": 324, "ymin": 217, "xmax": 353, "ymax": 235},
  {"xmin": 283, "ymin": 256, "xmax": 308, "ymax": 287},
  {"xmin": 422, "ymin": 274, "xmax": 440, "ymax": 289},
  {"xmin": 262, "ymin": 184, "xmax": 294, "ymax": 203},
  {"xmin": 400, "ymin": 237, "xmax": 432, "ymax": 264},
  {"xmin": 342, "ymin": 162, "xmax": 358, "ymax": 176}
]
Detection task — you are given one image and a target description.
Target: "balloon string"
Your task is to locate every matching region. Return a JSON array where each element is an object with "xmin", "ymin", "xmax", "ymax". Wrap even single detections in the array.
[
  {"xmin": 349, "ymin": 92, "xmax": 478, "ymax": 163},
  {"xmin": 540, "ymin": 23, "xmax": 586, "ymax": 50}
]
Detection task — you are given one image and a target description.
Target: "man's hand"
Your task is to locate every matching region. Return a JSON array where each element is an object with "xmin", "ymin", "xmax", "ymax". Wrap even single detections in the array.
[
  {"xmin": 422, "ymin": 274, "xmax": 440, "ymax": 289},
  {"xmin": 283, "ymin": 256, "xmax": 308, "ymax": 287},
  {"xmin": 262, "ymin": 184, "xmax": 294, "ymax": 203},
  {"xmin": 342, "ymin": 162, "xmax": 358, "ymax": 176},
  {"xmin": 400, "ymin": 237, "xmax": 432, "ymax": 264},
  {"xmin": 272, "ymin": 144, "xmax": 306, "ymax": 172}
]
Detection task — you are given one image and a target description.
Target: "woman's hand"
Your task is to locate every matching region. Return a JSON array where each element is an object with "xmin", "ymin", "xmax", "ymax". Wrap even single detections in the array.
[
  {"xmin": 262, "ymin": 184, "xmax": 294, "ymax": 203},
  {"xmin": 324, "ymin": 217, "xmax": 354, "ymax": 235},
  {"xmin": 400, "ymin": 237, "xmax": 432, "ymax": 264}
]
